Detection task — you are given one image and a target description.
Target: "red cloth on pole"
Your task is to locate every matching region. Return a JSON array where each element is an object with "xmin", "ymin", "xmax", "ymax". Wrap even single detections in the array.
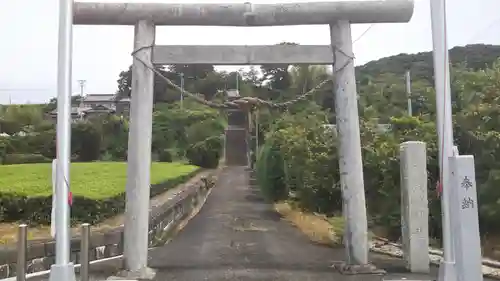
[{"xmin": 68, "ymin": 192, "xmax": 73, "ymax": 206}]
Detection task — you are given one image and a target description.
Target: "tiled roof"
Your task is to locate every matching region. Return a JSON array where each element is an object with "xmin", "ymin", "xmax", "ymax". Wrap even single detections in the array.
[
  {"xmin": 86, "ymin": 104, "xmax": 115, "ymax": 112},
  {"xmin": 50, "ymin": 107, "xmax": 84, "ymax": 115},
  {"xmin": 227, "ymin": 89, "xmax": 240, "ymax": 97},
  {"xmin": 83, "ymin": 94, "xmax": 115, "ymax": 102},
  {"xmin": 117, "ymin": 97, "xmax": 131, "ymax": 102}
]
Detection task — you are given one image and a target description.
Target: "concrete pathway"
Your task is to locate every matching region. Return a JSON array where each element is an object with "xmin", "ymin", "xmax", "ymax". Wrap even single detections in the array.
[{"xmin": 148, "ymin": 166, "xmax": 437, "ymax": 281}]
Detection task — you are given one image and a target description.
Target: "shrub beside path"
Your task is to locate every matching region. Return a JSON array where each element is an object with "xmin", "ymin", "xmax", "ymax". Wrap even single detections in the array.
[{"xmin": 149, "ymin": 166, "xmax": 446, "ymax": 281}]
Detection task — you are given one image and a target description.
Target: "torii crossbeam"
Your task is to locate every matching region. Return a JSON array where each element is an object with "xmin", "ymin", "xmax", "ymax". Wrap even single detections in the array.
[{"xmin": 73, "ymin": 1, "xmax": 413, "ymax": 25}]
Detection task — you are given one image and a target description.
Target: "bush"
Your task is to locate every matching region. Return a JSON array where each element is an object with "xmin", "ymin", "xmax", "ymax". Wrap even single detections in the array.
[
  {"xmin": 256, "ymin": 113, "xmax": 439, "ymax": 238},
  {"xmin": 4, "ymin": 131, "xmax": 56, "ymax": 159},
  {"xmin": 256, "ymin": 112, "xmax": 342, "ymax": 214},
  {"xmin": 152, "ymin": 106, "xmax": 226, "ymax": 155},
  {"xmin": 256, "ymin": 140, "xmax": 287, "ymax": 202},
  {"xmin": 258, "ymin": 111, "xmax": 500, "ymax": 242},
  {"xmin": 3, "ymin": 153, "xmax": 51, "ymax": 165},
  {"xmin": 158, "ymin": 149, "xmax": 174, "ymax": 162},
  {"xmin": 0, "ymin": 104, "xmax": 226, "ymax": 166},
  {"xmin": 72, "ymin": 122, "xmax": 102, "ymax": 162},
  {"xmin": 100, "ymin": 116, "xmax": 129, "ymax": 161},
  {"xmin": 185, "ymin": 119, "xmax": 225, "ymax": 145},
  {"xmin": 186, "ymin": 135, "xmax": 223, "ymax": 168},
  {"xmin": 0, "ymin": 137, "xmax": 8, "ymax": 163}
]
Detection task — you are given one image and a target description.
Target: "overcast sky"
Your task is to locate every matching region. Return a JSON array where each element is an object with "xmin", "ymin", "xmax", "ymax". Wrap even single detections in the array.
[{"xmin": 0, "ymin": 0, "xmax": 499, "ymax": 104}]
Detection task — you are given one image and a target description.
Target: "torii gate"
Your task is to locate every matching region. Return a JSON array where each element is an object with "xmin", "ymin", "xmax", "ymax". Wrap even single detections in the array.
[{"xmin": 52, "ymin": 1, "xmax": 414, "ymax": 280}]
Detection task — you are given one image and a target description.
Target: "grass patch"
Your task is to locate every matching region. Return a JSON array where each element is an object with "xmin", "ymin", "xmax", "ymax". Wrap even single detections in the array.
[
  {"xmin": 274, "ymin": 202, "xmax": 381, "ymax": 249},
  {"xmin": 0, "ymin": 169, "xmax": 216, "ymax": 245},
  {"xmin": 0, "ymin": 162, "xmax": 201, "ymax": 224},
  {"xmin": 274, "ymin": 201, "xmax": 344, "ymax": 246},
  {"xmin": 0, "ymin": 162, "xmax": 198, "ymax": 199}
]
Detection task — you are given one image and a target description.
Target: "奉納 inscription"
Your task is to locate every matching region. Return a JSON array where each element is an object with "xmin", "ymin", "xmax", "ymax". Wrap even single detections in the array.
[
  {"xmin": 460, "ymin": 176, "xmax": 475, "ymax": 209},
  {"xmin": 461, "ymin": 196, "xmax": 475, "ymax": 210},
  {"xmin": 461, "ymin": 176, "xmax": 473, "ymax": 190}
]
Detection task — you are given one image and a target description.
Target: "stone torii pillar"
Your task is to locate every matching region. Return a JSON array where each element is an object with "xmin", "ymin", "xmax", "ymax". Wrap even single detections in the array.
[{"xmin": 73, "ymin": 1, "xmax": 414, "ymax": 278}]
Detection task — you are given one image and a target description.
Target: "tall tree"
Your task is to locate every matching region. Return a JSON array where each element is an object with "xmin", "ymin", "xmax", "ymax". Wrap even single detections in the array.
[
  {"xmin": 168, "ymin": 64, "xmax": 215, "ymax": 80},
  {"xmin": 259, "ymin": 42, "xmax": 298, "ymax": 100},
  {"xmin": 116, "ymin": 65, "xmax": 180, "ymax": 103}
]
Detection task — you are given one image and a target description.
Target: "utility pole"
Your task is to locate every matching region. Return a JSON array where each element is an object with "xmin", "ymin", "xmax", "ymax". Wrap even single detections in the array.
[
  {"xmin": 77, "ymin": 80, "xmax": 86, "ymax": 95},
  {"xmin": 77, "ymin": 79, "xmax": 86, "ymax": 108},
  {"xmin": 235, "ymin": 70, "xmax": 239, "ymax": 93},
  {"xmin": 405, "ymin": 70, "xmax": 412, "ymax": 116},
  {"xmin": 255, "ymin": 110, "xmax": 259, "ymax": 161},
  {"xmin": 180, "ymin": 73, "xmax": 184, "ymax": 109}
]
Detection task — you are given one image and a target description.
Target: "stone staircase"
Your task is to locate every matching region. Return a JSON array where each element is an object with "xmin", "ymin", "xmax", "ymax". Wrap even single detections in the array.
[{"xmin": 224, "ymin": 108, "xmax": 249, "ymax": 166}]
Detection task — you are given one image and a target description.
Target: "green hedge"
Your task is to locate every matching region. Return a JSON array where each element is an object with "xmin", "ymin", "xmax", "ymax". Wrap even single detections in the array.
[
  {"xmin": 186, "ymin": 135, "xmax": 223, "ymax": 169},
  {"xmin": 3, "ymin": 153, "xmax": 51, "ymax": 165},
  {"xmin": 255, "ymin": 113, "xmax": 410, "ymax": 236},
  {"xmin": 256, "ymin": 139, "xmax": 287, "ymax": 202},
  {"xmin": 256, "ymin": 112, "xmax": 342, "ymax": 215},
  {"xmin": 158, "ymin": 148, "xmax": 174, "ymax": 162},
  {"xmin": 0, "ymin": 169, "xmax": 201, "ymax": 225},
  {"xmin": 257, "ymin": 112, "xmax": 500, "ymax": 240}
]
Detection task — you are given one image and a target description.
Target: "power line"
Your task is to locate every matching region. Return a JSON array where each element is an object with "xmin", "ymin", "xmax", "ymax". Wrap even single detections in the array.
[
  {"xmin": 466, "ymin": 17, "xmax": 500, "ymax": 44},
  {"xmin": 0, "ymin": 88, "xmax": 50, "ymax": 92},
  {"xmin": 353, "ymin": 24, "xmax": 375, "ymax": 45}
]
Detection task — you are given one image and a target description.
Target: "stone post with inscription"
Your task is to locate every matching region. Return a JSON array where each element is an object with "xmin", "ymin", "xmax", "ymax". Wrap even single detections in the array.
[
  {"xmin": 449, "ymin": 154, "xmax": 483, "ymax": 281},
  {"xmin": 400, "ymin": 141, "xmax": 430, "ymax": 273}
]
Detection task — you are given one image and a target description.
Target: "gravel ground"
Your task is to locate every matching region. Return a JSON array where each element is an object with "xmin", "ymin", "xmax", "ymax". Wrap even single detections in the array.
[{"xmin": 147, "ymin": 167, "xmax": 442, "ymax": 281}]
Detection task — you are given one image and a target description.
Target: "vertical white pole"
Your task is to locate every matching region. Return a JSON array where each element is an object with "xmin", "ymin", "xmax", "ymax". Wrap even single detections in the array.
[
  {"xmin": 49, "ymin": 0, "xmax": 76, "ymax": 278},
  {"xmin": 236, "ymin": 71, "xmax": 239, "ymax": 91},
  {"xmin": 405, "ymin": 70, "xmax": 412, "ymax": 116},
  {"xmin": 429, "ymin": 0, "xmax": 457, "ymax": 280},
  {"xmin": 330, "ymin": 21, "xmax": 369, "ymax": 265},
  {"xmin": 124, "ymin": 20, "xmax": 156, "ymax": 278}
]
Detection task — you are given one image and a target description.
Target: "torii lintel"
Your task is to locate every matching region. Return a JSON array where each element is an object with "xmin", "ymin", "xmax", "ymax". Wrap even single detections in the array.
[{"xmin": 73, "ymin": 1, "xmax": 414, "ymax": 26}]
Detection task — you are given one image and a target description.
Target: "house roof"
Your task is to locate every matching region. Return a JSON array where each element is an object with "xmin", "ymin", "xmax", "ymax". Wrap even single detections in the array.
[
  {"xmin": 117, "ymin": 97, "xmax": 131, "ymax": 102},
  {"xmin": 83, "ymin": 94, "xmax": 115, "ymax": 102},
  {"xmin": 227, "ymin": 89, "xmax": 240, "ymax": 97},
  {"xmin": 50, "ymin": 107, "xmax": 84, "ymax": 115},
  {"xmin": 86, "ymin": 104, "xmax": 115, "ymax": 112}
]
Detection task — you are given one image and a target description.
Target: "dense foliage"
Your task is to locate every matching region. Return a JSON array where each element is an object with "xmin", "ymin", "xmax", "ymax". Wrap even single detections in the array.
[
  {"xmin": 0, "ymin": 101, "xmax": 225, "ymax": 168},
  {"xmin": 0, "ymin": 89, "xmax": 225, "ymax": 226},
  {"xmin": 255, "ymin": 45, "xmax": 500, "ymax": 247},
  {"xmin": 3, "ymin": 43, "xmax": 500, "ymax": 247}
]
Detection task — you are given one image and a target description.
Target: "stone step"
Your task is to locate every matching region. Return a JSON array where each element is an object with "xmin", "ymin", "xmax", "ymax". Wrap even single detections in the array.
[
  {"xmin": 227, "ymin": 109, "xmax": 248, "ymax": 127},
  {"xmin": 225, "ymin": 128, "xmax": 249, "ymax": 166}
]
